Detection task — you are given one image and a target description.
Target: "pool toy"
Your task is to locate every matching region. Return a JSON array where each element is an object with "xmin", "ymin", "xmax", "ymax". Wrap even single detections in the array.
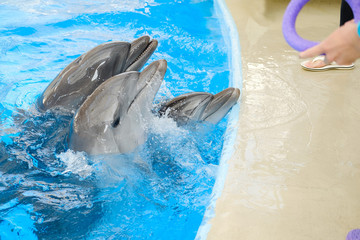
[
  {"xmin": 347, "ymin": 229, "xmax": 360, "ymax": 240},
  {"xmin": 282, "ymin": 0, "xmax": 360, "ymax": 51}
]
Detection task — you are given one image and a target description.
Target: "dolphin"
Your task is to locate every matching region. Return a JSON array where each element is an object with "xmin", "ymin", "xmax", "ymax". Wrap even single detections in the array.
[
  {"xmin": 37, "ymin": 36, "xmax": 158, "ymax": 112},
  {"xmin": 158, "ymin": 87, "xmax": 240, "ymax": 126},
  {"xmin": 36, "ymin": 38, "xmax": 241, "ymax": 155},
  {"xmin": 69, "ymin": 60, "xmax": 167, "ymax": 155}
]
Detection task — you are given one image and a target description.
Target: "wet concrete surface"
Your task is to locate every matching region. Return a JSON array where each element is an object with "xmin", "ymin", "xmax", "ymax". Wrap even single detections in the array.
[{"xmin": 208, "ymin": 0, "xmax": 360, "ymax": 239}]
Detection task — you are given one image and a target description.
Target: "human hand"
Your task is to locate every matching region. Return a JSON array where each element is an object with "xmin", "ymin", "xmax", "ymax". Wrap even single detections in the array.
[{"xmin": 299, "ymin": 20, "xmax": 360, "ymax": 65}]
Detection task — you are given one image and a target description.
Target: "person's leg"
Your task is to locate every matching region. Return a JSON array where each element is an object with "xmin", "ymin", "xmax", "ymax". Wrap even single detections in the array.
[{"xmin": 340, "ymin": 0, "xmax": 354, "ymax": 26}]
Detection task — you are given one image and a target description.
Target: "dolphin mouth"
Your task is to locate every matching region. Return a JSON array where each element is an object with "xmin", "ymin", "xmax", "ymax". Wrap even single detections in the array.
[
  {"xmin": 158, "ymin": 87, "xmax": 240, "ymax": 125},
  {"xmin": 127, "ymin": 59, "xmax": 167, "ymax": 113},
  {"xmin": 202, "ymin": 87, "xmax": 240, "ymax": 122},
  {"xmin": 124, "ymin": 36, "xmax": 158, "ymax": 72}
]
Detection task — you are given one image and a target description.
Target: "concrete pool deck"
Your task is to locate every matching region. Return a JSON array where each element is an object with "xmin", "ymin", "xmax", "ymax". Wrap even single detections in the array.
[{"xmin": 208, "ymin": 0, "xmax": 360, "ymax": 239}]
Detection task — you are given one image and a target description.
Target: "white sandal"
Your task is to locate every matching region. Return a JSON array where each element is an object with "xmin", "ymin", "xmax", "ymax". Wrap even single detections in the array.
[{"xmin": 301, "ymin": 55, "xmax": 354, "ymax": 71}]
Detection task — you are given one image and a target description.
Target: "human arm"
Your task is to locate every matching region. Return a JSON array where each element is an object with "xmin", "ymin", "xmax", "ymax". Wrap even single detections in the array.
[{"xmin": 299, "ymin": 20, "xmax": 360, "ymax": 65}]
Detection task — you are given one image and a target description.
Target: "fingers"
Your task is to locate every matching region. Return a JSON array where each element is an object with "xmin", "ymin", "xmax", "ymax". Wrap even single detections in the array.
[{"xmin": 299, "ymin": 44, "xmax": 325, "ymax": 59}]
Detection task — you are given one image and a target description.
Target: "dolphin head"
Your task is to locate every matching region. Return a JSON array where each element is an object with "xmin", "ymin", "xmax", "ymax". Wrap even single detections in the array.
[
  {"xmin": 69, "ymin": 60, "xmax": 167, "ymax": 155},
  {"xmin": 159, "ymin": 87, "xmax": 240, "ymax": 125},
  {"xmin": 37, "ymin": 36, "xmax": 158, "ymax": 112}
]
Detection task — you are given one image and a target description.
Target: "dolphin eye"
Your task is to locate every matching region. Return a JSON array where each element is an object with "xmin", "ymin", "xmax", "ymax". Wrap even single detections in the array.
[{"xmin": 111, "ymin": 117, "xmax": 120, "ymax": 128}]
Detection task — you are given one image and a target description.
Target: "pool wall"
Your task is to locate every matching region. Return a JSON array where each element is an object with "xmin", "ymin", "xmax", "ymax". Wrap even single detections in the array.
[{"xmin": 195, "ymin": 0, "xmax": 242, "ymax": 238}]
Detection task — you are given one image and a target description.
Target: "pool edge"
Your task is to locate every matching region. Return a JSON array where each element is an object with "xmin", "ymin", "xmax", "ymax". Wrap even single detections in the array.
[{"xmin": 195, "ymin": 0, "xmax": 242, "ymax": 238}]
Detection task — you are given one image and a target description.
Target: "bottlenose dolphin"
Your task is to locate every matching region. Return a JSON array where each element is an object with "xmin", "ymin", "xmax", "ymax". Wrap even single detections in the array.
[
  {"xmin": 159, "ymin": 88, "xmax": 240, "ymax": 126},
  {"xmin": 69, "ymin": 60, "xmax": 167, "ymax": 155},
  {"xmin": 69, "ymin": 61, "xmax": 240, "ymax": 155},
  {"xmin": 36, "ymin": 38, "xmax": 240, "ymax": 155},
  {"xmin": 37, "ymin": 36, "xmax": 158, "ymax": 112}
]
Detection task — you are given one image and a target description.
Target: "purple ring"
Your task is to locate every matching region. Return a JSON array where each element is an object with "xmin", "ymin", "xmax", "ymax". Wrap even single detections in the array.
[
  {"xmin": 282, "ymin": 0, "xmax": 360, "ymax": 52},
  {"xmin": 347, "ymin": 229, "xmax": 360, "ymax": 240}
]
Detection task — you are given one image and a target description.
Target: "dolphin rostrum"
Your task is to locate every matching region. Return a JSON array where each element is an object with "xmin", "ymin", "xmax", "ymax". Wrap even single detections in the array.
[
  {"xmin": 69, "ymin": 60, "xmax": 167, "ymax": 155},
  {"xmin": 158, "ymin": 88, "xmax": 240, "ymax": 126},
  {"xmin": 37, "ymin": 36, "xmax": 158, "ymax": 112}
]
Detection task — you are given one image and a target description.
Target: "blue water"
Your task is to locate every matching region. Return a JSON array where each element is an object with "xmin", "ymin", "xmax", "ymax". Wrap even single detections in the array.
[{"xmin": 0, "ymin": 1, "xmax": 234, "ymax": 239}]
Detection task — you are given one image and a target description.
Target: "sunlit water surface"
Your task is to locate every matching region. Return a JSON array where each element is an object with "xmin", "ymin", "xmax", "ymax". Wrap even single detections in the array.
[{"xmin": 0, "ymin": 0, "xmax": 233, "ymax": 239}]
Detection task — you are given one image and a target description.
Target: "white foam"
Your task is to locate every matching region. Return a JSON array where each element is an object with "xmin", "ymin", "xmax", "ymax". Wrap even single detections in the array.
[
  {"xmin": 150, "ymin": 115, "xmax": 188, "ymax": 137},
  {"xmin": 57, "ymin": 150, "xmax": 93, "ymax": 179}
]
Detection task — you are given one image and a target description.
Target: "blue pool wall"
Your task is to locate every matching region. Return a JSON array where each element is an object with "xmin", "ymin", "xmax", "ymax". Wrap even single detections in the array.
[{"xmin": 196, "ymin": 0, "xmax": 242, "ymax": 238}]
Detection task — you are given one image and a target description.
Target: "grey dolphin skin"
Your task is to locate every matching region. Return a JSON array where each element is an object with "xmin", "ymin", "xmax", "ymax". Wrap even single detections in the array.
[
  {"xmin": 159, "ymin": 88, "xmax": 240, "ymax": 126},
  {"xmin": 37, "ymin": 37, "xmax": 241, "ymax": 155},
  {"xmin": 69, "ymin": 60, "xmax": 167, "ymax": 155},
  {"xmin": 37, "ymin": 36, "xmax": 158, "ymax": 112}
]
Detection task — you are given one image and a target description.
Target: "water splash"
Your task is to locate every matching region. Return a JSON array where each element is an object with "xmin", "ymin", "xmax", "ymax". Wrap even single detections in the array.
[{"xmin": 57, "ymin": 150, "xmax": 93, "ymax": 180}]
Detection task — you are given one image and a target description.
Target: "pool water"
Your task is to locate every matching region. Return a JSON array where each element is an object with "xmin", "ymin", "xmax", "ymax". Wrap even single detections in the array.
[{"xmin": 0, "ymin": 0, "xmax": 237, "ymax": 239}]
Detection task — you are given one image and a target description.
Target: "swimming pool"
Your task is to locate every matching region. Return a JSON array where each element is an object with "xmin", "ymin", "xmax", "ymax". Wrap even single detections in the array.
[{"xmin": 0, "ymin": 0, "xmax": 241, "ymax": 239}]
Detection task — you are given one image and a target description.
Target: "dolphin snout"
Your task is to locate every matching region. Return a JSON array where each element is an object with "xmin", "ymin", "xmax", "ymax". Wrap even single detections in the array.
[
  {"xmin": 202, "ymin": 87, "xmax": 240, "ymax": 124},
  {"xmin": 139, "ymin": 59, "xmax": 167, "ymax": 86},
  {"xmin": 155, "ymin": 59, "xmax": 167, "ymax": 76},
  {"xmin": 213, "ymin": 87, "xmax": 240, "ymax": 105}
]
